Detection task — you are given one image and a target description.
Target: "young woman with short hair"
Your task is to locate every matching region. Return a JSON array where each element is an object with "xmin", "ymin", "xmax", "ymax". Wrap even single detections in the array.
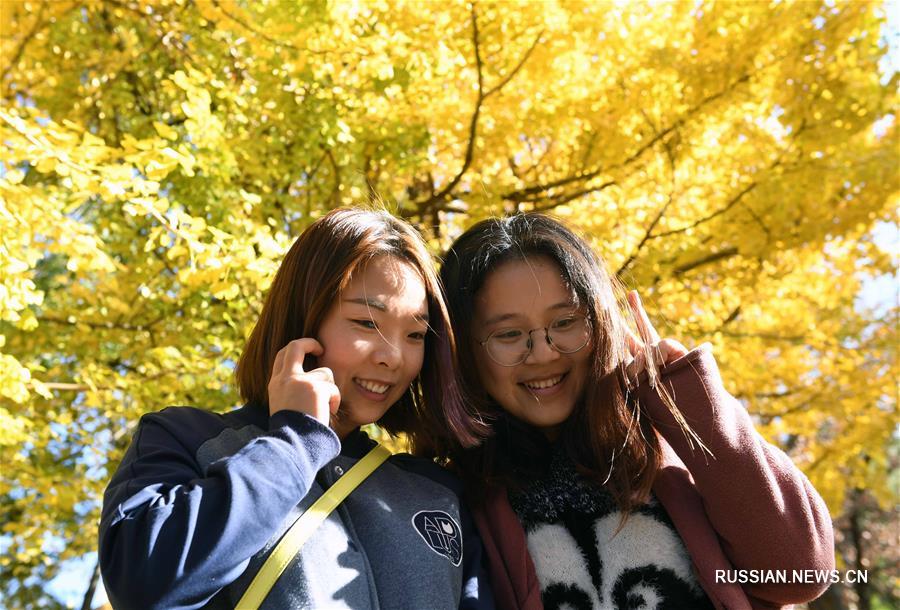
[{"xmin": 100, "ymin": 208, "xmax": 492, "ymax": 610}]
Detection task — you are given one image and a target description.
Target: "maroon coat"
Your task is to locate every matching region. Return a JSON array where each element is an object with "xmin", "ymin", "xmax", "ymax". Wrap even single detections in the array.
[{"xmin": 472, "ymin": 345, "xmax": 835, "ymax": 610}]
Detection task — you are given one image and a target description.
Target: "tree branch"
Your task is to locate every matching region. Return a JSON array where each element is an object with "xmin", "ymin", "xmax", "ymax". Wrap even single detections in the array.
[
  {"xmin": 502, "ymin": 71, "xmax": 754, "ymax": 204},
  {"xmin": 715, "ymin": 329, "xmax": 806, "ymax": 343},
  {"xmin": 1, "ymin": 1, "xmax": 49, "ymax": 97},
  {"xmin": 721, "ymin": 305, "xmax": 742, "ymax": 327},
  {"xmin": 38, "ymin": 313, "xmax": 167, "ymax": 333},
  {"xmin": 650, "ymin": 182, "xmax": 758, "ymax": 240},
  {"xmin": 39, "ymin": 382, "xmax": 90, "ymax": 392},
  {"xmin": 526, "ymin": 180, "xmax": 617, "ymax": 212},
  {"xmin": 672, "ymin": 246, "xmax": 739, "ymax": 275},
  {"xmin": 413, "ymin": 8, "xmax": 543, "ymax": 216},
  {"xmin": 80, "ymin": 558, "xmax": 100, "ymax": 610},
  {"xmin": 208, "ymin": 0, "xmax": 312, "ymax": 52},
  {"xmin": 414, "ymin": 5, "xmax": 485, "ymax": 213},
  {"xmin": 755, "ymin": 390, "xmax": 827, "ymax": 423},
  {"xmin": 324, "ymin": 147, "xmax": 342, "ymax": 207},
  {"xmin": 617, "ymin": 130, "xmax": 678, "ymax": 276},
  {"xmin": 483, "ymin": 28, "xmax": 543, "ymax": 99}
]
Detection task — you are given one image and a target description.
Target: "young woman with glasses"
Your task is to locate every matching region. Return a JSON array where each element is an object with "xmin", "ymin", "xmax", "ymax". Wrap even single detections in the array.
[{"xmin": 434, "ymin": 213, "xmax": 834, "ymax": 610}]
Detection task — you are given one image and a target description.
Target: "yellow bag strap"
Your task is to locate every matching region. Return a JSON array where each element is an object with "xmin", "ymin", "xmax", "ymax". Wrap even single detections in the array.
[{"xmin": 235, "ymin": 443, "xmax": 392, "ymax": 610}]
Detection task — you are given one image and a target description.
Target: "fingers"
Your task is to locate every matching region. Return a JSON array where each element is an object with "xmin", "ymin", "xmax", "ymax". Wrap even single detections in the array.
[
  {"xmin": 280, "ymin": 338, "xmax": 325, "ymax": 375},
  {"xmin": 307, "ymin": 366, "xmax": 335, "ymax": 384},
  {"xmin": 625, "ymin": 347, "xmax": 663, "ymax": 385},
  {"xmin": 268, "ymin": 338, "xmax": 337, "ymax": 425},
  {"xmin": 625, "ymin": 329, "xmax": 641, "ymax": 356},
  {"xmin": 624, "ymin": 291, "xmax": 657, "ymax": 387},
  {"xmin": 623, "ymin": 337, "xmax": 690, "ymax": 391},
  {"xmin": 625, "ymin": 351, "xmax": 646, "ymax": 384},
  {"xmin": 303, "ymin": 366, "xmax": 339, "ymax": 415},
  {"xmin": 308, "ymin": 371, "xmax": 341, "ymax": 418},
  {"xmin": 271, "ymin": 347, "xmax": 286, "ymax": 378},
  {"xmin": 657, "ymin": 338, "xmax": 688, "ymax": 363},
  {"xmin": 624, "ymin": 339, "xmax": 690, "ymax": 386},
  {"xmin": 628, "ymin": 291, "xmax": 661, "ymax": 344},
  {"xmin": 624, "ymin": 291, "xmax": 691, "ymax": 388},
  {"xmin": 327, "ymin": 384, "xmax": 341, "ymax": 416}
]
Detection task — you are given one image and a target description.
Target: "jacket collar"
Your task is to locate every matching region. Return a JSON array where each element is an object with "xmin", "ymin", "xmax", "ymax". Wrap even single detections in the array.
[{"xmin": 339, "ymin": 427, "xmax": 377, "ymax": 458}]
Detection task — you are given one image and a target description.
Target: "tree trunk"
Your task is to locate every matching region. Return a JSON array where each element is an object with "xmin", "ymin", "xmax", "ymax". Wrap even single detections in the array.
[
  {"xmin": 81, "ymin": 558, "xmax": 100, "ymax": 610},
  {"xmin": 848, "ymin": 489, "xmax": 871, "ymax": 610}
]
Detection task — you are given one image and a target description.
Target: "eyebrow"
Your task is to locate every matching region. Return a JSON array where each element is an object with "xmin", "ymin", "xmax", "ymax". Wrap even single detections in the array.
[
  {"xmin": 344, "ymin": 297, "xmax": 429, "ymax": 322},
  {"xmin": 482, "ymin": 301, "xmax": 576, "ymax": 327}
]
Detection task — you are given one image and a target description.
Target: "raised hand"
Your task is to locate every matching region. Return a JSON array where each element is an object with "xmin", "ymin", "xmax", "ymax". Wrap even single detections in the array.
[
  {"xmin": 624, "ymin": 291, "xmax": 688, "ymax": 386},
  {"xmin": 267, "ymin": 338, "xmax": 341, "ymax": 426}
]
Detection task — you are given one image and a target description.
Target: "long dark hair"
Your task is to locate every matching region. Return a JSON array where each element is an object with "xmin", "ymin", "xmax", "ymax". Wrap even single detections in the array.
[
  {"xmin": 236, "ymin": 207, "xmax": 470, "ymax": 450},
  {"xmin": 439, "ymin": 213, "xmax": 693, "ymax": 512}
]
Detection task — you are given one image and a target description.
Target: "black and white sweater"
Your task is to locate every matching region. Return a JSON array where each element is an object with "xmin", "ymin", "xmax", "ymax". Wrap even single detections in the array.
[{"xmin": 509, "ymin": 445, "xmax": 714, "ymax": 610}]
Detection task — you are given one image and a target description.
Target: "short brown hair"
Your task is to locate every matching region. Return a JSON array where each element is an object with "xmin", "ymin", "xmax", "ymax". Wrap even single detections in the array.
[{"xmin": 236, "ymin": 208, "xmax": 463, "ymax": 446}]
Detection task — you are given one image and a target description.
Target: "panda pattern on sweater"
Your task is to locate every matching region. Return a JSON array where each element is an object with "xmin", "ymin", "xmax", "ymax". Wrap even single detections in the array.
[{"xmin": 509, "ymin": 446, "xmax": 714, "ymax": 610}]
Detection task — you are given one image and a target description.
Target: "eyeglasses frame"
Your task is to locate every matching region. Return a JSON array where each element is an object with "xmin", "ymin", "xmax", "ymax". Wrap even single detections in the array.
[{"xmin": 477, "ymin": 312, "xmax": 592, "ymax": 367}]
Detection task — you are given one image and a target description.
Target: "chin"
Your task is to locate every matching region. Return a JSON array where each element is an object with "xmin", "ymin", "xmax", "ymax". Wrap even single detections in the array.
[{"xmin": 519, "ymin": 409, "xmax": 571, "ymax": 431}]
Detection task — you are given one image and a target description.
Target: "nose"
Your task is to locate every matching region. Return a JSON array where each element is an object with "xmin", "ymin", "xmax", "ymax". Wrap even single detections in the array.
[
  {"xmin": 374, "ymin": 336, "xmax": 403, "ymax": 370},
  {"xmin": 523, "ymin": 329, "xmax": 559, "ymax": 364}
]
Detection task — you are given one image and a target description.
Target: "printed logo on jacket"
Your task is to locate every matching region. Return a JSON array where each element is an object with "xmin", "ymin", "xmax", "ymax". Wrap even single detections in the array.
[{"xmin": 411, "ymin": 510, "xmax": 462, "ymax": 566}]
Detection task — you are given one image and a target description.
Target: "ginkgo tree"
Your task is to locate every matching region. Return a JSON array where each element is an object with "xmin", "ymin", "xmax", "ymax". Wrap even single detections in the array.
[{"xmin": 1, "ymin": 0, "xmax": 897, "ymax": 606}]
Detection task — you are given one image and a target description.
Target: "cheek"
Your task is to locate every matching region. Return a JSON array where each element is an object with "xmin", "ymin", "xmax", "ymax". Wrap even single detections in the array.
[
  {"xmin": 317, "ymin": 339, "xmax": 358, "ymax": 378},
  {"xmin": 571, "ymin": 355, "xmax": 591, "ymax": 392},
  {"xmin": 405, "ymin": 344, "xmax": 426, "ymax": 379},
  {"xmin": 473, "ymin": 349, "xmax": 510, "ymax": 396}
]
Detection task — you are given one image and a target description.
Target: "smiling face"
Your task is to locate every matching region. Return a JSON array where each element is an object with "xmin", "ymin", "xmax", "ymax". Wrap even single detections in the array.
[
  {"xmin": 472, "ymin": 255, "xmax": 591, "ymax": 439},
  {"xmin": 316, "ymin": 254, "xmax": 429, "ymax": 438}
]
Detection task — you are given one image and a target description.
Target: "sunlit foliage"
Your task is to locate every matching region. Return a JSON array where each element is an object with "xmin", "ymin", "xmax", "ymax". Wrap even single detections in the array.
[{"xmin": 1, "ymin": 1, "xmax": 896, "ymax": 605}]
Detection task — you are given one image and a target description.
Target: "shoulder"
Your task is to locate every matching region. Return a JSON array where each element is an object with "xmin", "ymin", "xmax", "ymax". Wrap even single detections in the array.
[
  {"xmin": 137, "ymin": 406, "xmax": 227, "ymax": 438},
  {"xmin": 133, "ymin": 405, "xmax": 260, "ymax": 457},
  {"xmin": 140, "ymin": 404, "xmax": 260, "ymax": 427},
  {"xmin": 140, "ymin": 405, "xmax": 224, "ymax": 426}
]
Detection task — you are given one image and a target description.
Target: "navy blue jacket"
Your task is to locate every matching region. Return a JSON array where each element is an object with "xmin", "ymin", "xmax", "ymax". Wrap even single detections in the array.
[{"xmin": 99, "ymin": 404, "xmax": 493, "ymax": 609}]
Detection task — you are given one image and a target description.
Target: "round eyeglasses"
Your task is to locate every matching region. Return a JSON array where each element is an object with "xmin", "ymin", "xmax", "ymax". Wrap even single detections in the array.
[{"xmin": 478, "ymin": 313, "xmax": 591, "ymax": 367}]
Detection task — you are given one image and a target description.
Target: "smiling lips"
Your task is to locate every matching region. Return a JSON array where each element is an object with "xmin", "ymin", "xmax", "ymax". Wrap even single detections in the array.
[
  {"xmin": 521, "ymin": 373, "xmax": 566, "ymax": 391},
  {"xmin": 354, "ymin": 378, "xmax": 391, "ymax": 395}
]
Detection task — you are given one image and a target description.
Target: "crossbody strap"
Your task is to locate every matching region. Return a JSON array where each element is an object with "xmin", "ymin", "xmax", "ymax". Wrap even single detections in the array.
[{"xmin": 235, "ymin": 443, "xmax": 393, "ymax": 610}]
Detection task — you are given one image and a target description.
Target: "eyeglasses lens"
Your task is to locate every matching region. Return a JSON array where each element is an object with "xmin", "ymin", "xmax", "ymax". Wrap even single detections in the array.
[{"xmin": 486, "ymin": 314, "xmax": 589, "ymax": 366}]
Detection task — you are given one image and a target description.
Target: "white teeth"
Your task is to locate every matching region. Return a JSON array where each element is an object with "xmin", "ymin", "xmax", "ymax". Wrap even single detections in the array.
[
  {"xmin": 524, "ymin": 375, "xmax": 563, "ymax": 390},
  {"xmin": 356, "ymin": 379, "xmax": 389, "ymax": 394}
]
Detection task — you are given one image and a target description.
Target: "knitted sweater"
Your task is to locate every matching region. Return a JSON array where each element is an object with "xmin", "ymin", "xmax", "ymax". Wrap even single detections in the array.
[
  {"xmin": 472, "ymin": 345, "xmax": 835, "ymax": 610},
  {"xmin": 508, "ymin": 445, "xmax": 714, "ymax": 609}
]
